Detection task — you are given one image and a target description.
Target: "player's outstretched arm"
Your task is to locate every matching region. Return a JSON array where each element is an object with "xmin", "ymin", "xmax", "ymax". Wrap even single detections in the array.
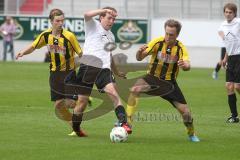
[
  {"xmin": 136, "ymin": 44, "xmax": 148, "ymax": 61},
  {"xmin": 84, "ymin": 9, "xmax": 117, "ymax": 22},
  {"xmin": 16, "ymin": 44, "xmax": 35, "ymax": 60},
  {"xmin": 222, "ymin": 53, "xmax": 228, "ymax": 68}
]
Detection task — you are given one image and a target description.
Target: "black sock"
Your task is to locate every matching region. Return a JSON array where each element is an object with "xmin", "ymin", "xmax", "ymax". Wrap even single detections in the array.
[
  {"xmin": 115, "ymin": 105, "xmax": 127, "ymax": 124},
  {"xmin": 72, "ymin": 113, "xmax": 83, "ymax": 133},
  {"xmin": 215, "ymin": 63, "xmax": 221, "ymax": 72},
  {"xmin": 228, "ymin": 94, "xmax": 238, "ymax": 117}
]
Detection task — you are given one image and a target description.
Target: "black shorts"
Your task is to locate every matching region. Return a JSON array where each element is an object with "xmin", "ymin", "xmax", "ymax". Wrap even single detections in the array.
[
  {"xmin": 143, "ymin": 74, "xmax": 187, "ymax": 105},
  {"xmin": 49, "ymin": 70, "xmax": 77, "ymax": 101},
  {"xmin": 74, "ymin": 64, "xmax": 116, "ymax": 95},
  {"xmin": 226, "ymin": 55, "xmax": 240, "ymax": 83}
]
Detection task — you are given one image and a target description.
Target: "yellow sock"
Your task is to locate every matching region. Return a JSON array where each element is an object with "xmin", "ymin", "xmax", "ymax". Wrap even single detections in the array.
[
  {"xmin": 186, "ymin": 124, "xmax": 195, "ymax": 136},
  {"xmin": 126, "ymin": 96, "xmax": 138, "ymax": 125},
  {"xmin": 88, "ymin": 96, "xmax": 93, "ymax": 101}
]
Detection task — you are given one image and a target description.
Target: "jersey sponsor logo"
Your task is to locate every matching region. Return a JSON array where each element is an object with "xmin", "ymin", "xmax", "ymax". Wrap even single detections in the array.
[
  {"xmin": 47, "ymin": 44, "xmax": 66, "ymax": 55},
  {"xmin": 157, "ymin": 51, "xmax": 178, "ymax": 63},
  {"xmin": 54, "ymin": 39, "xmax": 58, "ymax": 44}
]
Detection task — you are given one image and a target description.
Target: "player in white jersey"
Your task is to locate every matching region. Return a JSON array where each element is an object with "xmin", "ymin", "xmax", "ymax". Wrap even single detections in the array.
[
  {"xmin": 70, "ymin": 7, "xmax": 132, "ymax": 137},
  {"xmin": 218, "ymin": 3, "xmax": 240, "ymax": 123}
]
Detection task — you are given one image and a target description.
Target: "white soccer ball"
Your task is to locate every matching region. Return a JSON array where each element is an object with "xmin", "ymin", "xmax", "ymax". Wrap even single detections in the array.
[{"xmin": 110, "ymin": 127, "xmax": 128, "ymax": 143}]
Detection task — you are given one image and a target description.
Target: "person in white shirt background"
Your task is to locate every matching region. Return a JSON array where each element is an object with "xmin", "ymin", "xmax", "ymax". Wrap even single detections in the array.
[{"xmin": 218, "ymin": 3, "xmax": 240, "ymax": 123}]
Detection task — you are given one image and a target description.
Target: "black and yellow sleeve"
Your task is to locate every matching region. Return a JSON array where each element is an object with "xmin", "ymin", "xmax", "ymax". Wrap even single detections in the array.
[
  {"xmin": 32, "ymin": 30, "xmax": 50, "ymax": 49},
  {"xmin": 146, "ymin": 37, "xmax": 164, "ymax": 55},
  {"xmin": 69, "ymin": 33, "xmax": 82, "ymax": 57},
  {"xmin": 178, "ymin": 41, "xmax": 190, "ymax": 61}
]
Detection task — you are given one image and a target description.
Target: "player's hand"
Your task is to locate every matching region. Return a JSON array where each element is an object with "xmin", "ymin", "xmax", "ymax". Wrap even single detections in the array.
[
  {"xmin": 138, "ymin": 44, "xmax": 148, "ymax": 53},
  {"xmin": 178, "ymin": 59, "xmax": 184, "ymax": 67},
  {"xmin": 222, "ymin": 57, "xmax": 227, "ymax": 69},
  {"xmin": 103, "ymin": 9, "xmax": 118, "ymax": 17},
  {"xmin": 178, "ymin": 59, "xmax": 190, "ymax": 71},
  {"xmin": 16, "ymin": 52, "xmax": 24, "ymax": 60},
  {"xmin": 1, "ymin": 30, "xmax": 8, "ymax": 36},
  {"xmin": 136, "ymin": 44, "xmax": 148, "ymax": 61}
]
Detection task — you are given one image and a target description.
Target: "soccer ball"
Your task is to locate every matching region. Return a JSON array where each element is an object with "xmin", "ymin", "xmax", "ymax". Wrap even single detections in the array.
[{"xmin": 110, "ymin": 127, "xmax": 128, "ymax": 143}]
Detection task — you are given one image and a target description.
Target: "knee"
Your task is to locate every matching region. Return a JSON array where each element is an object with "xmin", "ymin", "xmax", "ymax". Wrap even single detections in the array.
[
  {"xmin": 54, "ymin": 99, "xmax": 65, "ymax": 109},
  {"xmin": 77, "ymin": 96, "xmax": 89, "ymax": 106},
  {"xmin": 65, "ymin": 99, "xmax": 76, "ymax": 109},
  {"xmin": 130, "ymin": 86, "xmax": 141, "ymax": 95},
  {"xmin": 226, "ymin": 83, "xmax": 234, "ymax": 92}
]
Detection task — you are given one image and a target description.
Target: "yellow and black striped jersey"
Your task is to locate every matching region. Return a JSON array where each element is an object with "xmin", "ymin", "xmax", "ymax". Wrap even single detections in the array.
[
  {"xmin": 32, "ymin": 28, "xmax": 82, "ymax": 71},
  {"xmin": 145, "ymin": 36, "xmax": 189, "ymax": 80}
]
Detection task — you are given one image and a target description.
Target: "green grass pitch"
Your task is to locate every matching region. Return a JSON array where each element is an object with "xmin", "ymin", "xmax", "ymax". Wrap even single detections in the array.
[{"xmin": 0, "ymin": 62, "xmax": 240, "ymax": 160}]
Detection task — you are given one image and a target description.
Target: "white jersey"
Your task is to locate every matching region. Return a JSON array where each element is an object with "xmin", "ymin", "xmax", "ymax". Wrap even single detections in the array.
[
  {"xmin": 82, "ymin": 18, "xmax": 115, "ymax": 69},
  {"xmin": 218, "ymin": 18, "xmax": 240, "ymax": 56}
]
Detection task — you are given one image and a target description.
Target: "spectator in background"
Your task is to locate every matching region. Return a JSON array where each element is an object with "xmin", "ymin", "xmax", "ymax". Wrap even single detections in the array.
[{"xmin": 0, "ymin": 16, "xmax": 16, "ymax": 61}]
